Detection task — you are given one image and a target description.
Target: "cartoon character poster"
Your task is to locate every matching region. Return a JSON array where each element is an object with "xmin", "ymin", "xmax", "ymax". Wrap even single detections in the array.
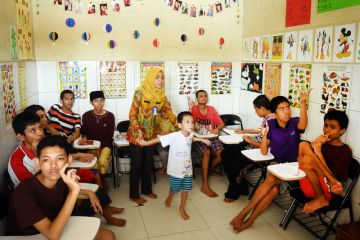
[
  {"xmin": 271, "ymin": 34, "xmax": 283, "ymax": 60},
  {"xmin": 140, "ymin": 62, "xmax": 164, "ymax": 83},
  {"xmin": 1, "ymin": 64, "xmax": 17, "ymax": 123},
  {"xmin": 251, "ymin": 36, "xmax": 260, "ymax": 60},
  {"xmin": 99, "ymin": 61, "xmax": 126, "ymax": 98},
  {"xmin": 178, "ymin": 62, "xmax": 199, "ymax": 95},
  {"xmin": 297, "ymin": 30, "xmax": 313, "ymax": 62},
  {"xmin": 240, "ymin": 63, "xmax": 264, "ymax": 93},
  {"xmin": 333, "ymin": 23, "xmax": 356, "ymax": 63},
  {"xmin": 264, "ymin": 63, "xmax": 281, "ymax": 99},
  {"xmin": 314, "ymin": 27, "xmax": 333, "ymax": 62},
  {"xmin": 58, "ymin": 62, "xmax": 87, "ymax": 99},
  {"xmin": 260, "ymin": 35, "xmax": 272, "ymax": 60},
  {"xmin": 356, "ymin": 23, "xmax": 360, "ymax": 63},
  {"xmin": 321, "ymin": 65, "xmax": 352, "ymax": 113},
  {"xmin": 284, "ymin": 31, "xmax": 298, "ymax": 61},
  {"xmin": 211, "ymin": 62, "xmax": 232, "ymax": 95},
  {"xmin": 15, "ymin": 0, "xmax": 33, "ymax": 59},
  {"xmin": 288, "ymin": 64, "xmax": 311, "ymax": 108},
  {"xmin": 242, "ymin": 38, "xmax": 251, "ymax": 60}
]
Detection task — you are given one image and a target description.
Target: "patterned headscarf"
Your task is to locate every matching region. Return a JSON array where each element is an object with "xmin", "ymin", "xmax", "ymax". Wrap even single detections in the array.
[{"xmin": 140, "ymin": 67, "xmax": 165, "ymax": 103}]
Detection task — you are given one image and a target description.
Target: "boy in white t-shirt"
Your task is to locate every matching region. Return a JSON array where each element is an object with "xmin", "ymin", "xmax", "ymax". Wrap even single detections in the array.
[{"xmin": 139, "ymin": 111, "xmax": 210, "ymax": 220}]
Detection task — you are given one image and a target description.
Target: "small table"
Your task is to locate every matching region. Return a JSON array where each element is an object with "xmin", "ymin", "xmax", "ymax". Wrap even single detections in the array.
[
  {"xmin": 73, "ymin": 138, "xmax": 101, "ymax": 150},
  {"xmin": 69, "ymin": 157, "xmax": 97, "ymax": 168},
  {"xmin": 267, "ymin": 162, "xmax": 306, "ymax": 181},
  {"xmin": 193, "ymin": 132, "xmax": 218, "ymax": 139},
  {"xmin": 78, "ymin": 183, "xmax": 99, "ymax": 199}
]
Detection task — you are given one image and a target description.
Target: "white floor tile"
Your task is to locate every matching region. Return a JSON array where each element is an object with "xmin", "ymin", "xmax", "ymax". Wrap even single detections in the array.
[{"xmin": 149, "ymin": 229, "xmax": 217, "ymax": 240}]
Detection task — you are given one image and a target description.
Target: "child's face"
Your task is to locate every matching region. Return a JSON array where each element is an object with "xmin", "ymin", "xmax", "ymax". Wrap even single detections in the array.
[
  {"xmin": 36, "ymin": 110, "xmax": 48, "ymax": 127},
  {"xmin": 275, "ymin": 101, "xmax": 291, "ymax": 123},
  {"xmin": 20, "ymin": 122, "xmax": 45, "ymax": 145},
  {"xmin": 196, "ymin": 92, "xmax": 208, "ymax": 105},
  {"xmin": 179, "ymin": 115, "xmax": 194, "ymax": 133},
  {"xmin": 61, "ymin": 93, "xmax": 75, "ymax": 110},
  {"xmin": 254, "ymin": 106, "xmax": 265, "ymax": 118},
  {"xmin": 323, "ymin": 119, "xmax": 344, "ymax": 141},
  {"xmin": 91, "ymin": 98, "xmax": 105, "ymax": 111}
]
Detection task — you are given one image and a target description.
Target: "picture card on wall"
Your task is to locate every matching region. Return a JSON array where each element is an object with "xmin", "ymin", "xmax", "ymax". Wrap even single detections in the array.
[
  {"xmin": 140, "ymin": 62, "xmax": 165, "ymax": 83},
  {"xmin": 356, "ymin": 23, "xmax": 360, "ymax": 62},
  {"xmin": 264, "ymin": 63, "xmax": 281, "ymax": 100},
  {"xmin": 297, "ymin": 29, "xmax": 313, "ymax": 62},
  {"xmin": 260, "ymin": 35, "xmax": 272, "ymax": 60},
  {"xmin": 58, "ymin": 62, "xmax": 87, "ymax": 99},
  {"xmin": 1, "ymin": 64, "xmax": 17, "ymax": 123},
  {"xmin": 99, "ymin": 61, "xmax": 126, "ymax": 98},
  {"xmin": 210, "ymin": 62, "xmax": 232, "ymax": 95},
  {"xmin": 240, "ymin": 63, "xmax": 264, "ymax": 93},
  {"xmin": 284, "ymin": 31, "xmax": 298, "ymax": 62},
  {"xmin": 271, "ymin": 34, "xmax": 283, "ymax": 61},
  {"xmin": 242, "ymin": 38, "xmax": 251, "ymax": 60},
  {"xmin": 178, "ymin": 62, "xmax": 199, "ymax": 95},
  {"xmin": 251, "ymin": 36, "xmax": 260, "ymax": 60},
  {"xmin": 333, "ymin": 23, "xmax": 356, "ymax": 63},
  {"xmin": 288, "ymin": 64, "xmax": 311, "ymax": 108},
  {"xmin": 314, "ymin": 26, "xmax": 333, "ymax": 62}
]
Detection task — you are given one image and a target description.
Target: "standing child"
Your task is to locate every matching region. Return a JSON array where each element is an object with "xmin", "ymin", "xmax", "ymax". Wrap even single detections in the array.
[{"xmin": 139, "ymin": 111, "xmax": 210, "ymax": 220}]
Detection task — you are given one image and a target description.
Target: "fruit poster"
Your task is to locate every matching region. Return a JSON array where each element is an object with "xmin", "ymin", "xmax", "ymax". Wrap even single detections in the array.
[
  {"xmin": 99, "ymin": 61, "xmax": 126, "ymax": 98},
  {"xmin": 288, "ymin": 64, "xmax": 311, "ymax": 108}
]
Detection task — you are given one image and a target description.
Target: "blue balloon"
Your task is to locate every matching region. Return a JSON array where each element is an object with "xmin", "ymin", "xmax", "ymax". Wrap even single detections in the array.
[
  {"xmin": 104, "ymin": 24, "xmax": 112, "ymax": 33},
  {"xmin": 65, "ymin": 18, "xmax": 75, "ymax": 27}
]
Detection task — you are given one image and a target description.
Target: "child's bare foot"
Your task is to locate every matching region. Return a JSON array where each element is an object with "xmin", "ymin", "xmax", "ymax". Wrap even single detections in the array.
[
  {"xmin": 234, "ymin": 219, "xmax": 253, "ymax": 232},
  {"xmin": 303, "ymin": 196, "xmax": 329, "ymax": 214},
  {"xmin": 164, "ymin": 197, "xmax": 172, "ymax": 207},
  {"xmin": 130, "ymin": 197, "xmax": 147, "ymax": 205},
  {"xmin": 103, "ymin": 214, "xmax": 126, "ymax": 227},
  {"xmin": 230, "ymin": 213, "xmax": 245, "ymax": 227},
  {"xmin": 224, "ymin": 197, "xmax": 235, "ymax": 203},
  {"xmin": 157, "ymin": 167, "xmax": 165, "ymax": 176},
  {"xmin": 210, "ymin": 171, "xmax": 223, "ymax": 177},
  {"xmin": 331, "ymin": 182, "xmax": 343, "ymax": 195},
  {"xmin": 201, "ymin": 186, "xmax": 218, "ymax": 197},
  {"xmin": 104, "ymin": 206, "xmax": 124, "ymax": 215},
  {"xmin": 145, "ymin": 193, "xmax": 158, "ymax": 199},
  {"xmin": 179, "ymin": 208, "xmax": 190, "ymax": 220}
]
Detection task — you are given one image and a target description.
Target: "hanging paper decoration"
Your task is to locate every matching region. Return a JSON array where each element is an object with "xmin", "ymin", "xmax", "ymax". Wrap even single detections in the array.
[
  {"xmin": 219, "ymin": 37, "xmax": 225, "ymax": 49},
  {"xmin": 154, "ymin": 18, "xmax": 160, "ymax": 26},
  {"xmin": 65, "ymin": 18, "xmax": 75, "ymax": 27},
  {"xmin": 153, "ymin": 39, "xmax": 160, "ymax": 48},
  {"xmin": 181, "ymin": 34, "xmax": 187, "ymax": 45},
  {"xmin": 82, "ymin": 32, "xmax": 91, "ymax": 44},
  {"xmin": 104, "ymin": 23, "xmax": 112, "ymax": 33},
  {"xmin": 198, "ymin": 28, "xmax": 205, "ymax": 36},
  {"xmin": 133, "ymin": 30, "xmax": 140, "ymax": 39},
  {"xmin": 49, "ymin": 32, "xmax": 58, "ymax": 45},
  {"xmin": 107, "ymin": 40, "xmax": 117, "ymax": 49}
]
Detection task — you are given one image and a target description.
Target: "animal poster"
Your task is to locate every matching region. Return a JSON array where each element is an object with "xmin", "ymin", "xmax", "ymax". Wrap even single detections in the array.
[
  {"xmin": 240, "ymin": 63, "xmax": 264, "ymax": 93},
  {"xmin": 333, "ymin": 23, "xmax": 356, "ymax": 63},
  {"xmin": 251, "ymin": 36, "xmax": 260, "ymax": 60},
  {"xmin": 260, "ymin": 35, "xmax": 272, "ymax": 60},
  {"xmin": 314, "ymin": 27, "xmax": 333, "ymax": 62},
  {"xmin": 58, "ymin": 62, "xmax": 87, "ymax": 99},
  {"xmin": 9, "ymin": 25, "xmax": 18, "ymax": 60},
  {"xmin": 288, "ymin": 64, "xmax": 311, "ymax": 108},
  {"xmin": 1, "ymin": 64, "xmax": 17, "ymax": 123},
  {"xmin": 140, "ymin": 62, "xmax": 165, "ymax": 83},
  {"xmin": 321, "ymin": 65, "xmax": 352, "ymax": 113},
  {"xmin": 297, "ymin": 30, "xmax": 313, "ymax": 62},
  {"xmin": 242, "ymin": 38, "xmax": 251, "ymax": 60},
  {"xmin": 99, "ymin": 61, "xmax": 126, "ymax": 98},
  {"xmin": 18, "ymin": 62, "xmax": 27, "ymax": 111},
  {"xmin": 356, "ymin": 23, "xmax": 360, "ymax": 62},
  {"xmin": 178, "ymin": 62, "xmax": 199, "ymax": 95},
  {"xmin": 271, "ymin": 34, "xmax": 283, "ymax": 60},
  {"xmin": 264, "ymin": 63, "xmax": 281, "ymax": 99},
  {"xmin": 210, "ymin": 62, "xmax": 232, "ymax": 95},
  {"xmin": 15, "ymin": 0, "xmax": 33, "ymax": 59},
  {"xmin": 284, "ymin": 31, "xmax": 298, "ymax": 61}
]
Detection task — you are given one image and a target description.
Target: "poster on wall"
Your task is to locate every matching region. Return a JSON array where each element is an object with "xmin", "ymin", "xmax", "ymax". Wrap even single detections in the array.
[
  {"xmin": 1, "ymin": 64, "xmax": 17, "ymax": 123},
  {"xmin": 264, "ymin": 63, "xmax": 281, "ymax": 100},
  {"xmin": 251, "ymin": 36, "xmax": 260, "ymax": 60},
  {"xmin": 15, "ymin": 0, "xmax": 33, "ymax": 60},
  {"xmin": 240, "ymin": 63, "xmax": 264, "ymax": 93},
  {"xmin": 321, "ymin": 65, "xmax": 352, "ymax": 113},
  {"xmin": 260, "ymin": 35, "xmax": 272, "ymax": 60},
  {"xmin": 285, "ymin": 0, "xmax": 311, "ymax": 27},
  {"xmin": 99, "ymin": 61, "xmax": 126, "ymax": 98},
  {"xmin": 333, "ymin": 23, "xmax": 356, "ymax": 63},
  {"xmin": 296, "ymin": 29, "xmax": 313, "ymax": 62},
  {"xmin": 58, "ymin": 62, "xmax": 87, "ymax": 99},
  {"xmin": 18, "ymin": 62, "xmax": 27, "ymax": 111},
  {"xmin": 288, "ymin": 64, "xmax": 311, "ymax": 108},
  {"xmin": 140, "ymin": 62, "xmax": 165, "ymax": 83},
  {"xmin": 271, "ymin": 34, "xmax": 283, "ymax": 60},
  {"xmin": 356, "ymin": 23, "xmax": 360, "ymax": 62},
  {"xmin": 314, "ymin": 26, "xmax": 333, "ymax": 62},
  {"xmin": 210, "ymin": 62, "xmax": 232, "ymax": 95},
  {"xmin": 242, "ymin": 38, "xmax": 251, "ymax": 60},
  {"xmin": 178, "ymin": 62, "xmax": 199, "ymax": 95},
  {"xmin": 284, "ymin": 31, "xmax": 298, "ymax": 62},
  {"xmin": 9, "ymin": 25, "xmax": 18, "ymax": 60},
  {"xmin": 317, "ymin": 0, "xmax": 360, "ymax": 13}
]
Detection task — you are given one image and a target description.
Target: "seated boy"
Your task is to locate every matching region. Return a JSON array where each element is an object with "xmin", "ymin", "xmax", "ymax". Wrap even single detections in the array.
[
  {"xmin": 6, "ymin": 135, "xmax": 115, "ymax": 240},
  {"xmin": 298, "ymin": 110, "xmax": 352, "ymax": 213}
]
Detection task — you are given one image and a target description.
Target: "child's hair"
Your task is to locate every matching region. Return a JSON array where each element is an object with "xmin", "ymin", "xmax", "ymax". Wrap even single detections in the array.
[
  {"xmin": 24, "ymin": 104, "xmax": 45, "ymax": 114},
  {"xmin": 324, "ymin": 110, "xmax": 349, "ymax": 129},
  {"xmin": 37, "ymin": 135, "xmax": 71, "ymax": 157},
  {"xmin": 270, "ymin": 96, "xmax": 290, "ymax": 113},
  {"xmin": 195, "ymin": 90, "xmax": 207, "ymax": 98},
  {"xmin": 253, "ymin": 95, "xmax": 270, "ymax": 110},
  {"xmin": 60, "ymin": 90, "xmax": 74, "ymax": 100},
  {"xmin": 12, "ymin": 112, "xmax": 40, "ymax": 135},
  {"xmin": 177, "ymin": 111, "xmax": 193, "ymax": 123}
]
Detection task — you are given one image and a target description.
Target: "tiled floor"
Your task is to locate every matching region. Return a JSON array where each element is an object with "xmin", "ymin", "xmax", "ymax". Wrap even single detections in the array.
[{"xmin": 101, "ymin": 171, "xmax": 328, "ymax": 240}]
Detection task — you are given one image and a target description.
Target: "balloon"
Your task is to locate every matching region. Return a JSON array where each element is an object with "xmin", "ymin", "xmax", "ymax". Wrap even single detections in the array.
[
  {"xmin": 153, "ymin": 39, "xmax": 160, "ymax": 48},
  {"xmin": 181, "ymin": 34, "xmax": 187, "ymax": 45},
  {"xmin": 82, "ymin": 32, "xmax": 91, "ymax": 44},
  {"xmin": 154, "ymin": 18, "xmax": 160, "ymax": 26},
  {"xmin": 49, "ymin": 32, "xmax": 58, "ymax": 45},
  {"xmin": 107, "ymin": 40, "xmax": 117, "ymax": 49},
  {"xmin": 219, "ymin": 37, "xmax": 225, "ymax": 49},
  {"xmin": 133, "ymin": 30, "xmax": 140, "ymax": 39},
  {"xmin": 198, "ymin": 28, "xmax": 205, "ymax": 36},
  {"xmin": 104, "ymin": 24, "xmax": 112, "ymax": 33},
  {"xmin": 65, "ymin": 18, "xmax": 75, "ymax": 27}
]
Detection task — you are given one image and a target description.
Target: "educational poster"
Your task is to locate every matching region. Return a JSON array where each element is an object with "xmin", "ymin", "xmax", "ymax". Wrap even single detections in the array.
[
  {"xmin": 297, "ymin": 29, "xmax": 313, "ymax": 62},
  {"xmin": 271, "ymin": 34, "xmax": 283, "ymax": 60},
  {"xmin": 251, "ymin": 36, "xmax": 260, "ymax": 60},
  {"xmin": 285, "ymin": 0, "xmax": 311, "ymax": 27},
  {"xmin": 240, "ymin": 63, "xmax": 264, "ymax": 93},
  {"xmin": 99, "ymin": 61, "xmax": 126, "ymax": 98},
  {"xmin": 9, "ymin": 25, "xmax": 18, "ymax": 60},
  {"xmin": 333, "ymin": 23, "xmax": 356, "ymax": 63},
  {"xmin": 242, "ymin": 38, "xmax": 251, "ymax": 60},
  {"xmin": 1, "ymin": 64, "xmax": 17, "ymax": 123},
  {"xmin": 284, "ymin": 31, "xmax": 298, "ymax": 61},
  {"xmin": 210, "ymin": 62, "xmax": 232, "ymax": 95},
  {"xmin": 178, "ymin": 62, "xmax": 199, "ymax": 95},
  {"xmin": 288, "ymin": 64, "xmax": 311, "ymax": 108},
  {"xmin": 140, "ymin": 62, "xmax": 164, "ymax": 82},
  {"xmin": 356, "ymin": 23, "xmax": 360, "ymax": 62},
  {"xmin": 317, "ymin": 0, "xmax": 360, "ymax": 13},
  {"xmin": 314, "ymin": 26, "xmax": 333, "ymax": 62},
  {"xmin": 264, "ymin": 63, "xmax": 281, "ymax": 100},
  {"xmin": 15, "ymin": 0, "xmax": 33, "ymax": 59},
  {"xmin": 321, "ymin": 65, "xmax": 352, "ymax": 113},
  {"xmin": 58, "ymin": 62, "xmax": 87, "ymax": 99},
  {"xmin": 260, "ymin": 35, "xmax": 272, "ymax": 60},
  {"xmin": 18, "ymin": 62, "xmax": 27, "ymax": 111}
]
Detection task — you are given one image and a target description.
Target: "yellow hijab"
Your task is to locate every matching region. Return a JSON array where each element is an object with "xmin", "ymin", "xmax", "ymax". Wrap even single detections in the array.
[{"xmin": 140, "ymin": 67, "xmax": 165, "ymax": 103}]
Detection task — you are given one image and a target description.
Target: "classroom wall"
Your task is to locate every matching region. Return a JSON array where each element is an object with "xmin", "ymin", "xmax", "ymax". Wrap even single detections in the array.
[{"xmin": 0, "ymin": 0, "xmax": 17, "ymax": 61}]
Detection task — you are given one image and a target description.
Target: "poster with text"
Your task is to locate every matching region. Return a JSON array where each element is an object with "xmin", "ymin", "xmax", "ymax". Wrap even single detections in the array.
[
  {"xmin": 333, "ymin": 23, "xmax": 356, "ymax": 63},
  {"xmin": 242, "ymin": 38, "xmax": 251, "ymax": 60},
  {"xmin": 15, "ymin": 0, "xmax": 33, "ymax": 59},
  {"xmin": 260, "ymin": 35, "xmax": 272, "ymax": 60},
  {"xmin": 297, "ymin": 29, "xmax": 313, "ymax": 62},
  {"xmin": 140, "ymin": 62, "xmax": 165, "ymax": 83},
  {"xmin": 18, "ymin": 62, "xmax": 27, "ymax": 111},
  {"xmin": 251, "ymin": 36, "xmax": 260, "ymax": 60},
  {"xmin": 284, "ymin": 31, "xmax": 298, "ymax": 62},
  {"xmin": 317, "ymin": 0, "xmax": 360, "ymax": 13},
  {"xmin": 211, "ymin": 62, "xmax": 232, "ymax": 95},
  {"xmin": 178, "ymin": 62, "xmax": 199, "ymax": 95},
  {"xmin": 288, "ymin": 64, "xmax": 311, "ymax": 108},
  {"xmin": 1, "ymin": 64, "xmax": 17, "ymax": 123},
  {"xmin": 286, "ymin": 0, "xmax": 311, "ymax": 27},
  {"xmin": 100, "ymin": 61, "xmax": 126, "ymax": 98},
  {"xmin": 321, "ymin": 65, "xmax": 352, "ymax": 113},
  {"xmin": 314, "ymin": 26, "xmax": 333, "ymax": 62},
  {"xmin": 264, "ymin": 63, "xmax": 281, "ymax": 99},
  {"xmin": 58, "ymin": 62, "xmax": 87, "ymax": 99},
  {"xmin": 240, "ymin": 63, "xmax": 264, "ymax": 93},
  {"xmin": 271, "ymin": 34, "xmax": 283, "ymax": 60},
  {"xmin": 356, "ymin": 23, "xmax": 360, "ymax": 62}
]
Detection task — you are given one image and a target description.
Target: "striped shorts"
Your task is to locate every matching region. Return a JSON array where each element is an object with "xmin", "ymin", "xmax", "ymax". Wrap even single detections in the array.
[{"xmin": 170, "ymin": 176, "xmax": 192, "ymax": 192}]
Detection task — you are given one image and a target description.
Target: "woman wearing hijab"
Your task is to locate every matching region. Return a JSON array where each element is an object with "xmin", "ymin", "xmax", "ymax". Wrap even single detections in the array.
[{"xmin": 127, "ymin": 68, "xmax": 176, "ymax": 204}]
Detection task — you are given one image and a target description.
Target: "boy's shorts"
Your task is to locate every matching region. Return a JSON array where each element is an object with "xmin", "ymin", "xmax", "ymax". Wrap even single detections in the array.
[
  {"xmin": 170, "ymin": 176, "xmax": 192, "ymax": 192},
  {"xmin": 192, "ymin": 137, "xmax": 224, "ymax": 156},
  {"xmin": 299, "ymin": 176, "xmax": 333, "ymax": 200}
]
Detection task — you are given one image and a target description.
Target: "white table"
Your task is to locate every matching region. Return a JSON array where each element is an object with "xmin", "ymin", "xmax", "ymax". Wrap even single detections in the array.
[
  {"xmin": 193, "ymin": 132, "xmax": 218, "ymax": 139},
  {"xmin": 267, "ymin": 162, "xmax": 306, "ymax": 181},
  {"xmin": 69, "ymin": 157, "xmax": 97, "ymax": 168},
  {"xmin": 78, "ymin": 183, "xmax": 99, "ymax": 199},
  {"xmin": 73, "ymin": 138, "xmax": 101, "ymax": 150},
  {"xmin": 241, "ymin": 148, "xmax": 275, "ymax": 162},
  {"xmin": 219, "ymin": 134, "xmax": 244, "ymax": 144}
]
